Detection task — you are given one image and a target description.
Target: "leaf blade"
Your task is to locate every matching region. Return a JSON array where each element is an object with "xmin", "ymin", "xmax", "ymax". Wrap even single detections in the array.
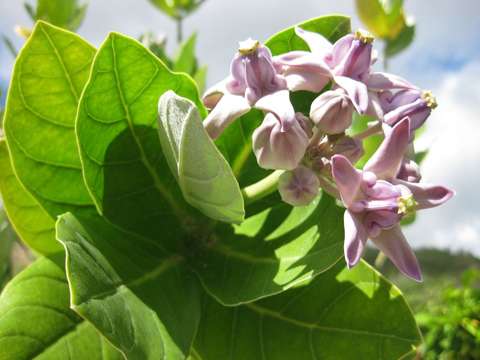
[
  {"xmin": 57, "ymin": 213, "xmax": 203, "ymax": 360},
  {"xmin": 0, "ymin": 256, "xmax": 123, "ymax": 359},
  {"xmin": 194, "ymin": 261, "xmax": 421, "ymax": 359}
]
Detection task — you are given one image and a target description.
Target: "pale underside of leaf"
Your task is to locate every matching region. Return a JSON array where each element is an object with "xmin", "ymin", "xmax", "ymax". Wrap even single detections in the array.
[{"xmin": 157, "ymin": 91, "xmax": 244, "ymax": 223}]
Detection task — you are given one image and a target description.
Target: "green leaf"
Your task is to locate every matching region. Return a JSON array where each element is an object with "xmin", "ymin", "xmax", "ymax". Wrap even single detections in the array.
[
  {"xmin": 76, "ymin": 32, "xmax": 207, "ymax": 241},
  {"xmin": 385, "ymin": 20, "xmax": 415, "ymax": 58},
  {"xmin": 173, "ymin": 33, "xmax": 197, "ymax": 75},
  {"xmin": 57, "ymin": 212, "xmax": 202, "ymax": 360},
  {"xmin": 157, "ymin": 92, "xmax": 244, "ymax": 223},
  {"xmin": 266, "ymin": 15, "xmax": 351, "ymax": 56},
  {"xmin": 194, "ymin": 260, "xmax": 421, "ymax": 360},
  {"xmin": 36, "ymin": 0, "xmax": 87, "ymax": 31},
  {"xmin": 0, "ymin": 208, "xmax": 16, "ymax": 288},
  {"xmin": 0, "ymin": 140, "xmax": 59, "ymax": 255},
  {"xmin": 355, "ymin": 0, "xmax": 405, "ymax": 39},
  {"xmin": 0, "ymin": 255, "xmax": 123, "ymax": 359},
  {"xmin": 192, "ymin": 193, "xmax": 344, "ymax": 305},
  {"xmin": 148, "ymin": 0, "xmax": 204, "ymax": 19},
  {"xmin": 349, "ymin": 113, "xmax": 383, "ymax": 168},
  {"xmin": 193, "ymin": 65, "xmax": 207, "ymax": 93},
  {"xmin": 4, "ymin": 21, "xmax": 96, "ymax": 218}
]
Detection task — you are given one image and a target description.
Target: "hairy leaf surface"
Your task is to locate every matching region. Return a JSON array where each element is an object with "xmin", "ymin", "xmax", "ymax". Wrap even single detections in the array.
[
  {"xmin": 0, "ymin": 256, "xmax": 123, "ymax": 359},
  {"xmin": 195, "ymin": 261, "xmax": 421, "ymax": 360},
  {"xmin": 157, "ymin": 91, "xmax": 244, "ymax": 223}
]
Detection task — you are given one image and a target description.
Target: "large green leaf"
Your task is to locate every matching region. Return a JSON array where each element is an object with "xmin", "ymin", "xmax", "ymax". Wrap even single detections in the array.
[
  {"xmin": 4, "ymin": 21, "xmax": 96, "ymax": 218},
  {"xmin": 266, "ymin": 15, "xmax": 351, "ymax": 56},
  {"xmin": 0, "ymin": 255, "xmax": 123, "ymax": 359},
  {"xmin": 157, "ymin": 91, "xmax": 244, "ymax": 223},
  {"xmin": 192, "ymin": 193, "xmax": 344, "ymax": 305},
  {"xmin": 385, "ymin": 19, "xmax": 415, "ymax": 58},
  {"xmin": 0, "ymin": 140, "xmax": 59, "ymax": 255},
  {"xmin": 57, "ymin": 212, "xmax": 202, "ymax": 360},
  {"xmin": 215, "ymin": 15, "xmax": 351, "ymax": 188},
  {"xmin": 194, "ymin": 260, "xmax": 421, "ymax": 360},
  {"xmin": 76, "ymin": 32, "xmax": 206, "ymax": 242},
  {"xmin": 355, "ymin": 0, "xmax": 405, "ymax": 39}
]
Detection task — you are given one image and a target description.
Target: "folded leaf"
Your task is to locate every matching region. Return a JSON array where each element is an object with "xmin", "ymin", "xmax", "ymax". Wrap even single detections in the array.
[
  {"xmin": 0, "ymin": 255, "xmax": 123, "ymax": 359},
  {"xmin": 76, "ymin": 32, "xmax": 207, "ymax": 242},
  {"xmin": 192, "ymin": 193, "xmax": 344, "ymax": 305},
  {"xmin": 158, "ymin": 91, "xmax": 244, "ymax": 223},
  {"xmin": 194, "ymin": 260, "xmax": 421, "ymax": 359},
  {"xmin": 0, "ymin": 140, "xmax": 59, "ymax": 255},
  {"xmin": 57, "ymin": 212, "xmax": 202, "ymax": 360},
  {"xmin": 4, "ymin": 21, "xmax": 96, "ymax": 218}
]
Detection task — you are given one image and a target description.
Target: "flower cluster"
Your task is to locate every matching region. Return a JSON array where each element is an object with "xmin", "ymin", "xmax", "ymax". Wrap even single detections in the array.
[{"xmin": 202, "ymin": 28, "xmax": 453, "ymax": 281}]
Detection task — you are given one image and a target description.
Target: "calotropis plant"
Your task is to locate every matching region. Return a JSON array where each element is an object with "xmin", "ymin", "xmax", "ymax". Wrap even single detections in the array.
[{"xmin": 0, "ymin": 15, "xmax": 450, "ymax": 360}]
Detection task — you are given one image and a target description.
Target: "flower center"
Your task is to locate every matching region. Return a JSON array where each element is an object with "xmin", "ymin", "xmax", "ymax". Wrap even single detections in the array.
[
  {"xmin": 238, "ymin": 39, "xmax": 260, "ymax": 55},
  {"xmin": 397, "ymin": 194, "xmax": 418, "ymax": 215},
  {"xmin": 354, "ymin": 29, "xmax": 374, "ymax": 44},
  {"xmin": 421, "ymin": 90, "xmax": 438, "ymax": 109}
]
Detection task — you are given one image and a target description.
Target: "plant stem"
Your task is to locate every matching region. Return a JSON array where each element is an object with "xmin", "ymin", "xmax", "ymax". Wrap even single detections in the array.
[
  {"xmin": 353, "ymin": 122, "xmax": 383, "ymax": 140},
  {"xmin": 176, "ymin": 17, "xmax": 183, "ymax": 44},
  {"xmin": 241, "ymin": 170, "xmax": 283, "ymax": 205}
]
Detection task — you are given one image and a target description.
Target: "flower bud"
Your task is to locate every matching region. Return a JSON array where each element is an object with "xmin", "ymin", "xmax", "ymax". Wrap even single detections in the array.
[
  {"xmin": 310, "ymin": 88, "xmax": 353, "ymax": 134},
  {"xmin": 330, "ymin": 29, "xmax": 374, "ymax": 82},
  {"xmin": 227, "ymin": 39, "xmax": 286, "ymax": 105},
  {"xmin": 331, "ymin": 135, "xmax": 364, "ymax": 164},
  {"xmin": 381, "ymin": 89, "xmax": 437, "ymax": 130},
  {"xmin": 252, "ymin": 112, "xmax": 310, "ymax": 170},
  {"xmin": 278, "ymin": 166, "xmax": 320, "ymax": 206}
]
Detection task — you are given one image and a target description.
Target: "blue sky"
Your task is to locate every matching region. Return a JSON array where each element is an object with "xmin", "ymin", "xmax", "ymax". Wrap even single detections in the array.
[{"xmin": 1, "ymin": 0, "xmax": 479, "ymax": 255}]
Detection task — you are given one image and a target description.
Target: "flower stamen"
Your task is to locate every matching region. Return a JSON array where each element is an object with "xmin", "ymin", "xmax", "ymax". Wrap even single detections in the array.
[
  {"xmin": 238, "ymin": 38, "xmax": 260, "ymax": 55},
  {"xmin": 354, "ymin": 29, "xmax": 375, "ymax": 44},
  {"xmin": 397, "ymin": 194, "xmax": 418, "ymax": 215},
  {"xmin": 421, "ymin": 90, "xmax": 438, "ymax": 109}
]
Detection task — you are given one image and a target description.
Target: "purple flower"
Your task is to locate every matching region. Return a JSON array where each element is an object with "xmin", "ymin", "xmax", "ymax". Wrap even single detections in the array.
[
  {"xmin": 367, "ymin": 72, "xmax": 437, "ymax": 131},
  {"xmin": 252, "ymin": 109, "xmax": 310, "ymax": 170},
  {"xmin": 331, "ymin": 118, "xmax": 453, "ymax": 281},
  {"xmin": 278, "ymin": 166, "xmax": 320, "ymax": 206},
  {"xmin": 380, "ymin": 89, "xmax": 437, "ymax": 131},
  {"xmin": 203, "ymin": 39, "xmax": 289, "ymax": 139}
]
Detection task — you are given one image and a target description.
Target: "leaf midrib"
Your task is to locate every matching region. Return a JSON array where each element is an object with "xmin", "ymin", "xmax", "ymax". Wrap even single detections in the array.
[
  {"xmin": 39, "ymin": 24, "xmax": 80, "ymax": 102},
  {"xmin": 244, "ymin": 290, "xmax": 418, "ymax": 343},
  {"xmin": 109, "ymin": 35, "xmax": 186, "ymax": 221}
]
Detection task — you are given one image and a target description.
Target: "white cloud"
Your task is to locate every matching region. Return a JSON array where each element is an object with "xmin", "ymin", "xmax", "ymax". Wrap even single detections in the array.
[{"xmin": 405, "ymin": 60, "xmax": 480, "ymax": 256}]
